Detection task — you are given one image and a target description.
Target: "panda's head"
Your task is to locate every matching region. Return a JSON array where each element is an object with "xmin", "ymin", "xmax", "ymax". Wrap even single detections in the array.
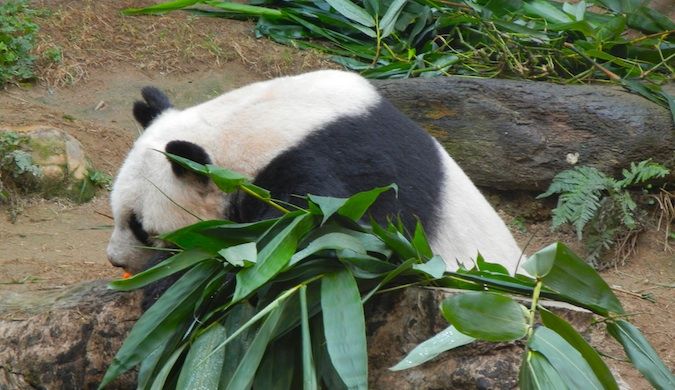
[{"xmin": 107, "ymin": 87, "xmax": 226, "ymax": 273}]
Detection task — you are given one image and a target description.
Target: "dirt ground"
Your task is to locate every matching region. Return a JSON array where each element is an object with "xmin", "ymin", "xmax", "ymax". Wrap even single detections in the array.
[{"xmin": 0, "ymin": 1, "xmax": 672, "ymax": 389}]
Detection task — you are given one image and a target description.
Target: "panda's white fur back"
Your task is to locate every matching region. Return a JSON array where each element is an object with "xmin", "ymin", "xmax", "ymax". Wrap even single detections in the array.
[{"xmin": 108, "ymin": 70, "xmax": 523, "ymax": 274}]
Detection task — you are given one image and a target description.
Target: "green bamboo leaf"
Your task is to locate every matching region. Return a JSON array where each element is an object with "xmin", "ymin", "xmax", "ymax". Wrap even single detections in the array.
[
  {"xmin": 290, "ymin": 232, "xmax": 366, "ymax": 266},
  {"xmin": 301, "ymin": 285, "xmax": 318, "ymax": 390},
  {"xmin": 162, "ymin": 151, "xmax": 209, "ymax": 175},
  {"xmin": 607, "ymin": 320, "xmax": 675, "ymax": 389},
  {"xmin": 593, "ymin": 0, "xmax": 624, "ymax": 13},
  {"xmin": 252, "ymin": 337, "xmax": 297, "ymax": 390},
  {"xmin": 203, "ymin": 0, "xmax": 284, "ymax": 18},
  {"xmin": 522, "ymin": 243, "xmax": 556, "ymax": 278},
  {"xmin": 540, "ymin": 308, "xmax": 618, "ymax": 390},
  {"xmin": 594, "ymin": 15, "xmax": 626, "ymax": 41},
  {"xmin": 380, "ymin": 0, "xmax": 407, "ymax": 38},
  {"xmin": 540, "ymin": 242, "xmax": 623, "ymax": 315},
  {"xmin": 659, "ymin": 89, "xmax": 675, "ymax": 124},
  {"xmin": 370, "ymin": 220, "xmax": 416, "ymax": 260},
  {"xmin": 627, "ymin": 6, "xmax": 675, "ymax": 34},
  {"xmin": 148, "ymin": 343, "xmax": 189, "ymax": 390},
  {"xmin": 225, "ymin": 304, "xmax": 286, "ymax": 390},
  {"xmin": 109, "ymin": 248, "xmax": 213, "ymax": 291},
  {"xmin": 411, "ymin": 220, "xmax": 433, "ymax": 259},
  {"xmin": 476, "ymin": 253, "xmax": 510, "ymax": 275},
  {"xmin": 528, "ymin": 326, "xmax": 603, "ymax": 390},
  {"xmin": 621, "ymin": 79, "xmax": 668, "ymax": 108},
  {"xmin": 519, "ymin": 350, "xmax": 569, "ymax": 390},
  {"xmin": 137, "ymin": 344, "xmax": 165, "ymax": 390},
  {"xmin": 523, "ymin": 0, "xmax": 573, "ymax": 23},
  {"xmin": 412, "ymin": 255, "xmax": 446, "ymax": 279},
  {"xmin": 123, "ymin": 0, "xmax": 201, "ymax": 15},
  {"xmin": 161, "ymin": 219, "xmax": 274, "ymax": 252},
  {"xmin": 562, "ymin": 0, "xmax": 585, "ymax": 21},
  {"xmin": 219, "ymin": 242, "xmax": 257, "ymax": 267},
  {"xmin": 176, "ymin": 323, "xmax": 227, "ymax": 390},
  {"xmin": 325, "ymin": 0, "xmax": 375, "ymax": 27},
  {"xmin": 99, "ymin": 261, "xmax": 219, "ymax": 388},
  {"xmin": 390, "ymin": 325, "xmax": 474, "ymax": 371},
  {"xmin": 440, "ymin": 292, "xmax": 528, "ymax": 341},
  {"xmin": 307, "ymin": 194, "xmax": 348, "ymax": 224},
  {"xmin": 219, "ymin": 302, "xmax": 257, "ymax": 386},
  {"xmin": 234, "ymin": 213, "xmax": 316, "ymax": 301},
  {"xmin": 361, "ymin": 257, "xmax": 417, "ymax": 302},
  {"xmin": 337, "ymin": 184, "xmax": 397, "ymax": 221},
  {"xmin": 322, "ymin": 269, "xmax": 368, "ymax": 390},
  {"xmin": 205, "ymin": 164, "xmax": 250, "ymax": 192}
]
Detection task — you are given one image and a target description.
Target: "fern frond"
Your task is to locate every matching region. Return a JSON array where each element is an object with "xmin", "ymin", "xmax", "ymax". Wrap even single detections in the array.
[
  {"xmin": 613, "ymin": 191, "xmax": 638, "ymax": 229},
  {"xmin": 545, "ymin": 166, "xmax": 611, "ymax": 239},
  {"xmin": 584, "ymin": 225, "xmax": 618, "ymax": 268},
  {"xmin": 616, "ymin": 160, "xmax": 670, "ymax": 188}
]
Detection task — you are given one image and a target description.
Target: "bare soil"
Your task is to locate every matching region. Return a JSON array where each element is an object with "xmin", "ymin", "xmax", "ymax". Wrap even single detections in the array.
[{"xmin": 0, "ymin": 1, "xmax": 673, "ymax": 389}]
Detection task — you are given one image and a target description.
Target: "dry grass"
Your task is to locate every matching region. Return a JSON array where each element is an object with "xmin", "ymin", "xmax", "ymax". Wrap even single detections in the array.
[
  {"xmin": 652, "ymin": 188, "xmax": 675, "ymax": 252},
  {"xmin": 31, "ymin": 0, "xmax": 335, "ymax": 87}
]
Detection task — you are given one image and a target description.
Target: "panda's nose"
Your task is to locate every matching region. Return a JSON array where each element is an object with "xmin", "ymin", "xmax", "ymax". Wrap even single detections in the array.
[
  {"xmin": 107, "ymin": 248, "xmax": 126, "ymax": 268},
  {"xmin": 107, "ymin": 254, "xmax": 125, "ymax": 268}
]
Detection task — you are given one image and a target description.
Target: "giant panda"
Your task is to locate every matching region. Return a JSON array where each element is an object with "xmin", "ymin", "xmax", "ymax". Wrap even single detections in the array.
[{"xmin": 107, "ymin": 70, "xmax": 523, "ymax": 275}]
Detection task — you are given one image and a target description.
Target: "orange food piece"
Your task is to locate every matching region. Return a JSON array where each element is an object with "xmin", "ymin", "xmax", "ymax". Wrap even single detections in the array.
[{"xmin": 122, "ymin": 272, "xmax": 133, "ymax": 279}]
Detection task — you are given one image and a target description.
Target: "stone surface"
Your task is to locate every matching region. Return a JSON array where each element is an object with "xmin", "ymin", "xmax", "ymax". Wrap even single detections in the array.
[
  {"xmin": 0, "ymin": 281, "xmax": 141, "ymax": 390},
  {"xmin": 0, "ymin": 282, "xmax": 603, "ymax": 389},
  {"xmin": 1, "ymin": 126, "xmax": 97, "ymax": 202}
]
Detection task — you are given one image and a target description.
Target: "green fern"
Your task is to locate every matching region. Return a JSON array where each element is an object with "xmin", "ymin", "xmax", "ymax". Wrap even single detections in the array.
[
  {"xmin": 615, "ymin": 160, "xmax": 669, "ymax": 188},
  {"xmin": 538, "ymin": 166, "xmax": 612, "ymax": 239},
  {"xmin": 539, "ymin": 160, "xmax": 670, "ymax": 267}
]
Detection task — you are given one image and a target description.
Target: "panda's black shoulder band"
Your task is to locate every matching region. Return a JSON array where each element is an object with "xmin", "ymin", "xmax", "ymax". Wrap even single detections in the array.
[{"xmin": 165, "ymin": 140, "xmax": 212, "ymax": 185}]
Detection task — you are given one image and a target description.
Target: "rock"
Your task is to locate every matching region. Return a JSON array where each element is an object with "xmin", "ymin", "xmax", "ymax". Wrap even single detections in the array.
[
  {"xmin": 0, "ymin": 282, "xmax": 611, "ymax": 389},
  {"xmin": 0, "ymin": 282, "xmax": 141, "ymax": 390},
  {"xmin": 373, "ymin": 78, "xmax": 675, "ymax": 191},
  {"xmin": 0, "ymin": 126, "xmax": 98, "ymax": 202}
]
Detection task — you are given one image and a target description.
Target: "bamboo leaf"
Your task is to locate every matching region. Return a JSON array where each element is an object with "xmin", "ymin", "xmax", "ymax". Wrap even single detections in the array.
[
  {"xmin": 300, "ymin": 285, "xmax": 318, "ymax": 390},
  {"xmin": 176, "ymin": 323, "xmax": 227, "ymax": 390},
  {"xmin": 528, "ymin": 326, "xmax": 604, "ymax": 390},
  {"xmin": 380, "ymin": 0, "xmax": 408, "ymax": 38},
  {"xmin": 148, "ymin": 343, "xmax": 189, "ymax": 390},
  {"xmin": 412, "ymin": 255, "xmax": 446, "ymax": 279},
  {"xmin": 390, "ymin": 325, "xmax": 474, "ymax": 371},
  {"xmin": 539, "ymin": 242, "xmax": 623, "ymax": 315},
  {"xmin": 109, "ymin": 248, "xmax": 213, "ymax": 291},
  {"xmin": 519, "ymin": 350, "xmax": 569, "ymax": 390},
  {"xmin": 411, "ymin": 220, "xmax": 433, "ymax": 259},
  {"xmin": 523, "ymin": 0, "xmax": 573, "ymax": 24},
  {"xmin": 325, "ymin": 0, "xmax": 375, "ymax": 27},
  {"xmin": 440, "ymin": 292, "xmax": 528, "ymax": 341},
  {"xmin": 290, "ymin": 232, "xmax": 367, "ymax": 266},
  {"xmin": 219, "ymin": 242, "xmax": 257, "ymax": 267},
  {"xmin": 540, "ymin": 308, "xmax": 618, "ymax": 390},
  {"xmin": 522, "ymin": 243, "xmax": 556, "ymax": 278},
  {"xmin": 99, "ymin": 261, "xmax": 219, "ymax": 388},
  {"xmin": 203, "ymin": 0, "xmax": 284, "ymax": 18},
  {"xmin": 607, "ymin": 320, "xmax": 675, "ymax": 389},
  {"xmin": 234, "ymin": 213, "xmax": 315, "ymax": 301},
  {"xmin": 338, "ymin": 184, "xmax": 397, "ymax": 221},
  {"xmin": 224, "ymin": 304, "xmax": 286, "ymax": 390},
  {"xmin": 476, "ymin": 253, "xmax": 510, "ymax": 275},
  {"xmin": 321, "ymin": 269, "xmax": 368, "ymax": 390},
  {"xmin": 123, "ymin": 0, "xmax": 201, "ymax": 15}
]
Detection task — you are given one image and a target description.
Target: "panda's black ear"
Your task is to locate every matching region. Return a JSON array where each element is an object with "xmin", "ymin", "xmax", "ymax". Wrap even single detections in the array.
[
  {"xmin": 165, "ymin": 140, "xmax": 212, "ymax": 185},
  {"xmin": 133, "ymin": 86, "xmax": 172, "ymax": 128}
]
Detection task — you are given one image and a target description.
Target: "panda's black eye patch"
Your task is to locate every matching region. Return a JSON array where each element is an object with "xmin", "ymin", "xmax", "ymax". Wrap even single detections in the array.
[{"xmin": 128, "ymin": 212, "xmax": 152, "ymax": 246}]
